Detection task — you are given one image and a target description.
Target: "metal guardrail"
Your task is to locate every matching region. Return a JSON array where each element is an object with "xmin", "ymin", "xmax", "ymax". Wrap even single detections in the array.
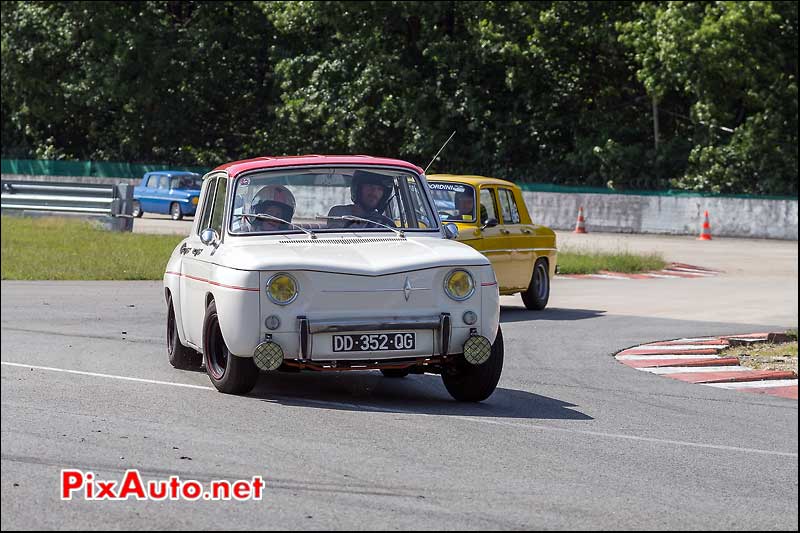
[{"xmin": 1, "ymin": 179, "xmax": 133, "ymax": 231}]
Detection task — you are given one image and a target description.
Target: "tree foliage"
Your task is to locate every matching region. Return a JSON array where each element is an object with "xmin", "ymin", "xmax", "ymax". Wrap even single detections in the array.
[{"xmin": 1, "ymin": 1, "xmax": 797, "ymax": 195}]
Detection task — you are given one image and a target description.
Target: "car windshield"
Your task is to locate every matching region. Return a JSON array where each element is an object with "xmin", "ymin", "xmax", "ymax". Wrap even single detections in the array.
[
  {"xmin": 429, "ymin": 182, "xmax": 476, "ymax": 223},
  {"xmin": 229, "ymin": 167, "xmax": 438, "ymax": 235},
  {"xmin": 171, "ymin": 175, "xmax": 202, "ymax": 189}
]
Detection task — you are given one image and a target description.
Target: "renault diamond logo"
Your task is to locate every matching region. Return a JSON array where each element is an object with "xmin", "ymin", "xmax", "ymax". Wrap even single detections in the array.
[{"xmin": 403, "ymin": 277, "xmax": 412, "ymax": 301}]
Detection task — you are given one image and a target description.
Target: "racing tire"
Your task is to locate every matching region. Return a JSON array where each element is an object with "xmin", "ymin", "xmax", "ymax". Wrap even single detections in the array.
[
  {"xmin": 381, "ymin": 368, "xmax": 411, "ymax": 378},
  {"xmin": 202, "ymin": 300, "xmax": 259, "ymax": 394},
  {"xmin": 132, "ymin": 200, "xmax": 143, "ymax": 218},
  {"xmin": 521, "ymin": 258, "xmax": 550, "ymax": 310},
  {"xmin": 441, "ymin": 326, "xmax": 504, "ymax": 402},
  {"xmin": 170, "ymin": 202, "xmax": 183, "ymax": 221},
  {"xmin": 167, "ymin": 294, "xmax": 201, "ymax": 369}
]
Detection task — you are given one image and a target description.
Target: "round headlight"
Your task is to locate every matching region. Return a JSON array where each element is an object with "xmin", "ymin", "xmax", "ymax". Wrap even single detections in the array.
[
  {"xmin": 444, "ymin": 269, "xmax": 475, "ymax": 301},
  {"xmin": 191, "ymin": 196, "xmax": 199, "ymax": 205},
  {"xmin": 266, "ymin": 273, "xmax": 298, "ymax": 305}
]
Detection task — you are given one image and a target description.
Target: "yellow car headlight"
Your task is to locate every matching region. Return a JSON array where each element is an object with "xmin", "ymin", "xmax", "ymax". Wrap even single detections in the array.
[
  {"xmin": 191, "ymin": 196, "xmax": 199, "ymax": 205},
  {"xmin": 444, "ymin": 269, "xmax": 475, "ymax": 301},
  {"xmin": 266, "ymin": 273, "xmax": 298, "ymax": 305}
]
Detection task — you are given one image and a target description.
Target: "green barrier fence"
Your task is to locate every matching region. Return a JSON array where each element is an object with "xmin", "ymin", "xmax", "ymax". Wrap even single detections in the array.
[
  {"xmin": 2, "ymin": 158, "xmax": 796, "ymax": 201},
  {"xmin": 517, "ymin": 182, "xmax": 797, "ymax": 201},
  {"xmin": 1, "ymin": 159, "xmax": 210, "ymax": 179}
]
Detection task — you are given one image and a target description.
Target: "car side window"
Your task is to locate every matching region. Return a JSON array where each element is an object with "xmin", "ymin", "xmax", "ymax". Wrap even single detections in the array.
[
  {"xmin": 479, "ymin": 188, "xmax": 498, "ymax": 224},
  {"xmin": 209, "ymin": 178, "xmax": 227, "ymax": 234},
  {"xmin": 146, "ymin": 175, "xmax": 158, "ymax": 188},
  {"xmin": 197, "ymin": 178, "xmax": 217, "ymax": 234},
  {"xmin": 498, "ymin": 188, "xmax": 520, "ymax": 224},
  {"xmin": 159, "ymin": 176, "xmax": 170, "ymax": 190}
]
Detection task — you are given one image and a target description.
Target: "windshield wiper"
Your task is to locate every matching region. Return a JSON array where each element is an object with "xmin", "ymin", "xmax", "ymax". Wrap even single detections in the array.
[
  {"xmin": 316, "ymin": 215, "xmax": 405, "ymax": 239},
  {"xmin": 234, "ymin": 213, "xmax": 317, "ymax": 239}
]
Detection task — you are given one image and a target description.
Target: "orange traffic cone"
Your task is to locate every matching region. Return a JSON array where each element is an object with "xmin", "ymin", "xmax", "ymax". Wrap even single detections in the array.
[
  {"xmin": 574, "ymin": 207, "xmax": 587, "ymax": 234},
  {"xmin": 698, "ymin": 210, "xmax": 712, "ymax": 240}
]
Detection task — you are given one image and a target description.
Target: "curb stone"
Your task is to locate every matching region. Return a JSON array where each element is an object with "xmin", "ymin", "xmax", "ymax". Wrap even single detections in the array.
[{"xmin": 614, "ymin": 333, "xmax": 797, "ymax": 399}]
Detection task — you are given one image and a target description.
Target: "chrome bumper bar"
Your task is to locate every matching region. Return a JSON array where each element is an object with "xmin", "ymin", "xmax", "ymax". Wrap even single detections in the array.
[{"xmin": 297, "ymin": 313, "xmax": 451, "ymax": 360}]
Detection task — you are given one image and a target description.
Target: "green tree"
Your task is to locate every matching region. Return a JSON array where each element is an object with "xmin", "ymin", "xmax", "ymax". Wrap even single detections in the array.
[{"xmin": 619, "ymin": 1, "xmax": 798, "ymax": 195}]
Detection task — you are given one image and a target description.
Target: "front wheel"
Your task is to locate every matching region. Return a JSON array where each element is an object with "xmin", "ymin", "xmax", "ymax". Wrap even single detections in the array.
[
  {"xmin": 132, "ymin": 200, "xmax": 143, "ymax": 218},
  {"xmin": 521, "ymin": 258, "xmax": 550, "ymax": 310},
  {"xmin": 170, "ymin": 202, "xmax": 183, "ymax": 221},
  {"xmin": 441, "ymin": 326, "xmax": 504, "ymax": 402},
  {"xmin": 202, "ymin": 300, "xmax": 259, "ymax": 394}
]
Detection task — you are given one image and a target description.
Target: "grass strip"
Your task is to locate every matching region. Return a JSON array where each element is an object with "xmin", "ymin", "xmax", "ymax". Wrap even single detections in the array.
[
  {"xmin": 3, "ymin": 215, "xmax": 668, "ymax": 280},
  {"xmin": 557, "ymin": 247, "xmax": 666, "ymax": 275},
  {"xmin": 1, "ymin": 215, "xmax": 183, "ymax": 280}
]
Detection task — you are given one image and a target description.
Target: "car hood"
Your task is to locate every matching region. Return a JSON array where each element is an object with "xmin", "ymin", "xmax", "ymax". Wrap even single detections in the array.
[{"xmin": 219, "ymin": 234, "xmax": 489, "ymax": 276}]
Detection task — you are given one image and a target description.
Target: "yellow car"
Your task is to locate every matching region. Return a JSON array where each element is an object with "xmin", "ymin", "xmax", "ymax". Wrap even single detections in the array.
[{"xmin": 428, "ymin": 175, "xmax": 557, "ymax": 310}]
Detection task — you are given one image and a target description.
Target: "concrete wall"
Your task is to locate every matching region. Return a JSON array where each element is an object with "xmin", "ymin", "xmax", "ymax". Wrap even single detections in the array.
[
  {"xmin": 4, "ymin": 173, "xmax": 796, "ymax": 239},
  {"xmin": 522, "ymin": 191, "xmax": 797, "ymax": 240}
]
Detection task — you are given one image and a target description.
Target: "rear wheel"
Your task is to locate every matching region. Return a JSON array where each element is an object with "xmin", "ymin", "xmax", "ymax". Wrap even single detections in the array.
[
  {"xmin": 202, "ymin": 300, "xmax": 258, "ymax": 394},
  {"xmin": 441, "ymin": 326, "xmax": 504, "ymax": 402},
  {"xmin": 170, "ymin": 202, "xmax": 183, "ymax": 221},
  {"xmin": 522, "ymin": 258, "xmax": 550, "ymax": 310},
  {"xmin": 167, "ymin": 294, "xmax": 201, "ymax": 369},
  {"xmin": 132, "ymin": 200, "xmax": 143, "ymax": 218}
]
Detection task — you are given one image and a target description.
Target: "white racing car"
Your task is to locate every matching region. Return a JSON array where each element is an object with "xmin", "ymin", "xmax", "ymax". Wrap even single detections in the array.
[{"xmin": 164, "ymin": 155, "xmax": 503, "ymax": 401}]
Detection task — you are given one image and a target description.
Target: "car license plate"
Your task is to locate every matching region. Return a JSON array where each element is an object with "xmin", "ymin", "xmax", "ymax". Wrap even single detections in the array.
[{"xmin": 332, "ymin": 332, "xmax": 416, "ymax": 352}]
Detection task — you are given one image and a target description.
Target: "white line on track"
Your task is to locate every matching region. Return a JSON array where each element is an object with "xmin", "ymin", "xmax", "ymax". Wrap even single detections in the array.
[
  {"xmin": 639, "ymin": 366, "xmax": 749, "ymax": 374},
  {"xmin": 617, "ymin": 354, "xmax": 724, "ymax": 361},
  {"xmin": 2, "ymin": 361, "xmax": 796, "ymax": 458},
  {"xmin": 1, "ymin": 361, "xmax": 215, "ymax": 391},
  {"xmin": 705, "ymin": 379, "xmax": 799, "ymax": 389}
]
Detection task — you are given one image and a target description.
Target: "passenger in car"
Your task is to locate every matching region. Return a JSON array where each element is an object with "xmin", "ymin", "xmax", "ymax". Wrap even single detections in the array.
[{"xmin": 247, "ymin": 185, "xmax": 296, "ymax": 232}]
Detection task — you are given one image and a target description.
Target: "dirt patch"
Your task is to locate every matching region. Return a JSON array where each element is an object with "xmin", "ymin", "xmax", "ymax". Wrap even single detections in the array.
[{"xmin": 721, "ymin": 341, "xmax": 798, "ymax": 374}]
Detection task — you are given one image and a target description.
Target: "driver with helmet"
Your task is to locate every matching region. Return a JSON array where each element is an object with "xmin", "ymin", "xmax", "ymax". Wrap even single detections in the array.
[
  {"xmin": 247, "ymin": 184, "xmax": 296, "ymax": 232},
  {"xmin": 326, "ymin": 169, "xmax": 396, "ymax": 229}
]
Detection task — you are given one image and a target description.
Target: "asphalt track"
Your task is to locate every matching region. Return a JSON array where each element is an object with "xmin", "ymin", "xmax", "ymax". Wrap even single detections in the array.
[{"xmin": 1, "ymin": 227, "xmax": 798, "ymax": 529}]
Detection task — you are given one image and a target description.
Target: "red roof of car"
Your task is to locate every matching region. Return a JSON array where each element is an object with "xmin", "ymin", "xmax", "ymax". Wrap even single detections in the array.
[{"xmin": 213, "ymin": 155, "xmax": 424, "ymax": 177}]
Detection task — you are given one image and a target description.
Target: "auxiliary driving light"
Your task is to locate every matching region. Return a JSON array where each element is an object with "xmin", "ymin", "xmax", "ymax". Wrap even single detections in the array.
[
  {"xmin": 253, "ymin": 341, "xmax": 284, "ymax": 371},
  {"xmin": 463, "ymin": 335, "xmax": 492, "ymax": 365}
]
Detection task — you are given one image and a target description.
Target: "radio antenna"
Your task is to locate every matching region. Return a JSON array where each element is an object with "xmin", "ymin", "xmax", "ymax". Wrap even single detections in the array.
[{"xmin": 424, "ymin": 130, "xmax": 456, "ymax": 174}]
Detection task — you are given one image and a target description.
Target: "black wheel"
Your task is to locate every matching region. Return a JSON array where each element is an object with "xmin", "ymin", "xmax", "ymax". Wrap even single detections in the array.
[
  {"xmin": 170, "ymin": 202, "xmax": 183, "ymax": 221},
  {"xmin": 441, "ymin": 326, "xmax": 504, "ymax": 402},
  {"xmin": 381, "ymin": 368, "xmax": 411, "ymax": 378},
  {"xmin": 202, "ymin": 300, "xmax": 259, "ymax": 394},
  {"xmin": 521, "ymin": 258, "xmax": 550, "ymax": 310},
  {"xmin": 132, "ymin": 200, "xmax": 143, "ymax": 218},
  {"xmin": 167, "ymin": 294, "xmax": 201, "ymax": 369}
]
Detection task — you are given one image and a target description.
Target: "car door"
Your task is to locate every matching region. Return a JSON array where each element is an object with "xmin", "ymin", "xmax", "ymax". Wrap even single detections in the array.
[
  {"xmin": 180, "ymin": 175, "xmax": 227, "ymax": 347},
  {"xmin": 139, "ymin": 173, "xmax": 158, "ymax": 212},
  {"xmin": 153, "ymin": 175, "xmax": 172, "ymax": 214},
  {"xmin": 470, "ymin": 186, "xmax": 515, "ymax": 292},
  {"xmin": 497, "ymin": 187, "xmax": 535, "ymax": 290}
]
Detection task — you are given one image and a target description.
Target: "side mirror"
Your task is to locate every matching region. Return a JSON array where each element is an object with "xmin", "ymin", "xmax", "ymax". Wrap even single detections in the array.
[
  {"xmin": 481, "ymin": 218, "xmax": 498, "ymax": 230},
  {"xmin": 200, "ymin": 228, "xmax": 219, "ymax": 247},
  {"xmin": 443, "ymin": 222, "xmax": 459, "ymax": 240}
]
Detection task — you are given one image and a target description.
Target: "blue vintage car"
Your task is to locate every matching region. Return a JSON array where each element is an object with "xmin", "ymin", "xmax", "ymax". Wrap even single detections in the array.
[{"xmin": 132, "ymin": 171, "xmax": 202, "ymax": 220}]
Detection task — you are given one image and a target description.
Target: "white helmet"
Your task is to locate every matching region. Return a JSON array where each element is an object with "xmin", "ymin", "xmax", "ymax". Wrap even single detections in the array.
[{"xmin": 251, "ymin": 185, "xmax": 296, "ymax": 221}]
